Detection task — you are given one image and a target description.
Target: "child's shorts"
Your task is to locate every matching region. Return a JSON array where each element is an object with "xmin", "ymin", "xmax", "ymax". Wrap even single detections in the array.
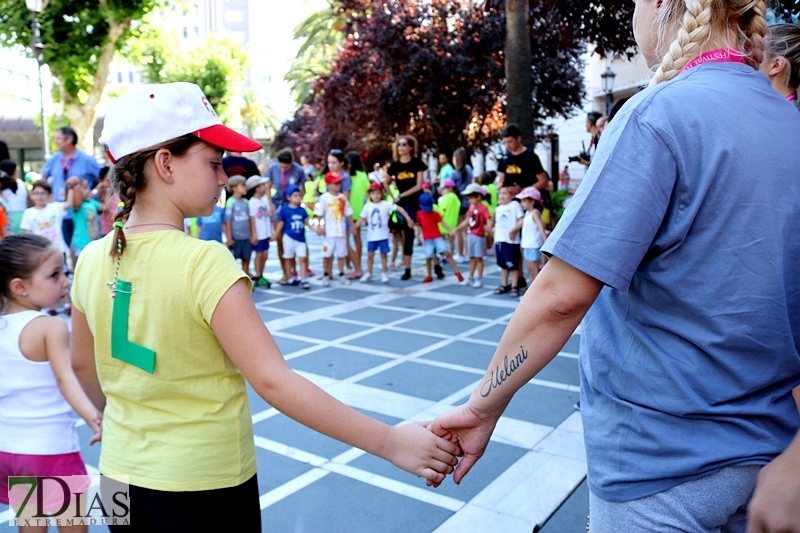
[
  {"xmin": 0, "ymin": 451, "xmax": 89, "ymax": 510},
  {"xmin": 495, "ymin": 242, "xmax": 520, "ymax": 271},
  {"xmin": 367, "ymin": 239, "xmax": 390, "ymax": 255},
  {"xmin": 253, "ymin": 239, "xmax": 270, "ymax": 253},
  {"xmin": 423, "ymin": 237, "xmax": 449, "ymax": 259},
  {"xmin": 231, "ymin": 239, "xmax": 252, "ymax": 261},
  {"xmin": 323, "ymin": 236, "xmax": 348, "ymax": 258},
  {"xmin": 523, "ymin": 247, "xmax": 542, "ymax": 262},
  {"xmin": 282, "ymin": 234, "xmax": 308, "ymax": 259},
  {"xmin": 467, "ymin": 233, "xmax": 486, "ymax": 259}
]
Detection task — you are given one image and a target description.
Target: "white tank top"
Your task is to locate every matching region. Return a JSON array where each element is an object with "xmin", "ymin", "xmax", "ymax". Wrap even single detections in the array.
[{"xmin": 0, "ymin": 311, "xmax": 79, "ymax": 455}]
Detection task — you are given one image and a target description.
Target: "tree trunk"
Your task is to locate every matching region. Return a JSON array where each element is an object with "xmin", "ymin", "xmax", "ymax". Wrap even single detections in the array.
[
  {"xmin": 504, "ymin": 0, "xmax": 534, "ymax": 148},
  {"xmin": 64, "ymin": 15, "xmax": 129, "ymax": 156}
]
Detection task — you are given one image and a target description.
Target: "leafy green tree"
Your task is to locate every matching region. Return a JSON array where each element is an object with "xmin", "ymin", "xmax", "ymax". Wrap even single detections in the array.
[
  {"xmin": 0, "ymin": 0, "xmax": 162, "ymax": 152},
  {"xmin": 128, "ymin": 24, "xmax": 249, "ymax": 123}
]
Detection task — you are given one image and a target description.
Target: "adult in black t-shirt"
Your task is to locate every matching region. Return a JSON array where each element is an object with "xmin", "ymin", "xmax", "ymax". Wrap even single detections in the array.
[
  {"xmin": 222, "ymin": 151, "xmax": 260, "ymax": 178},
  {"xmin": 496, "ymin": 125, "xmax": 548, "ymax": 192},
  {"xmin": 387, "ymin": 135, "xmax": 427, "ymax": 280}
]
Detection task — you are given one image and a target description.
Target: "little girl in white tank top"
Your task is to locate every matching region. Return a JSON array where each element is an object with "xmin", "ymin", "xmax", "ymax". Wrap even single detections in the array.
[{"xmin": 0, "ymin": 234, "xmax": 101, "ymax": 528}]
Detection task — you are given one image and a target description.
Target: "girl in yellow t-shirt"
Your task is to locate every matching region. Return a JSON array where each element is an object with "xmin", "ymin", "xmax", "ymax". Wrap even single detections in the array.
[{"xmin": 70, "ymin": 83, "xmax": 459, "ymax": 531}]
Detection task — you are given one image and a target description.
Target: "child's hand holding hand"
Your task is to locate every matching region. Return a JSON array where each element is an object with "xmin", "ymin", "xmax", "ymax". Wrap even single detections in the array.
[
  {"xmin": 315, "ymin": 226, "xmax": 324, "ymax": 236},
  {"xmin": 381, "ymin": 422, "xmax": 461, "ymax": 486},
  {"xmin": 88, "ymin": 410, "xmax": 103, "ymax": 445},
  {"xmin": 250, "ymin": 236, "xmax": 259, "ymax": 246}
]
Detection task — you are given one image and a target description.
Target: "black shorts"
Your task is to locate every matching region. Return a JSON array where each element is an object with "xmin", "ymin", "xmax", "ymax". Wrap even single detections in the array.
[
  {"xmin": 107, "ymin": 475, "xmax": 261, "ymax": 533},
  {"xmin": 495, "ymin": 242, "xmax": 520, "ymax": 271}
]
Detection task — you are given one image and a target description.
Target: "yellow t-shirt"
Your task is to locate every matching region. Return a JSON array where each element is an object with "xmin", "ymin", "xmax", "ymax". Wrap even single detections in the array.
[{"xmin": 71, "ymin": 231, "xmax": 256, "ymax": 491}]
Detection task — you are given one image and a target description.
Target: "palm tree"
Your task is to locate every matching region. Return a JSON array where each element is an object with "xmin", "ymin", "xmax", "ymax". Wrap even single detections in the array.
[
  {"xmin": 239, "ymin": 89, "xmax": 281, "ymax": 139},
  {"xmin": 285, "ymin": 1, "xmax": 348, "ymax": 105}
]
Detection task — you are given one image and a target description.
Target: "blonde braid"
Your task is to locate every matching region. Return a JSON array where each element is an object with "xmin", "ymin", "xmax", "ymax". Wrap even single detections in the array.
[
  {"xmin": 650, "ymin": 0, "xmax": 714, "ymax": 86},
  {"xmin": 735, "ymin": 0, "xmax": 768, "ymax": 68}
]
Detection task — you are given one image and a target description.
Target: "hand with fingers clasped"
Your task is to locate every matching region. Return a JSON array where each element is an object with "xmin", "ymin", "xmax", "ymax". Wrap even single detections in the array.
[
  {"xmin": 383, "ymin": 422, "xmax": 462, "ymax": 486},
  {"xmin": 426, "ymin": 403, "xmax": 499, "ymax": 485}
]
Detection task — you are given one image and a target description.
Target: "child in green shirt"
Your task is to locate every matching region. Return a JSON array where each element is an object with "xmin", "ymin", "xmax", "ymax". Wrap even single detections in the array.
[{"xmin": 435, "ymin": 178, "xmax": 461, "ymax": 256}]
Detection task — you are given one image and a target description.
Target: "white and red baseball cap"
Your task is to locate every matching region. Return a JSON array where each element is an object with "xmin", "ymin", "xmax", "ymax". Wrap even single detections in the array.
[{"xmin": 100, "ymin": 82, "xmax": 262, "ymax": 163}]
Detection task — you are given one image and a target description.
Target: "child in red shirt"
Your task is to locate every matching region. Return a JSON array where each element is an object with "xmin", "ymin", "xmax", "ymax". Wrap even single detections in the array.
[
  {"xmin": 417, "ymin": 193, "xmax": 463, "ymax": 283},
  {"xmin": 454, "ymin": 183, "xmax": 491, "ymax": 288}
]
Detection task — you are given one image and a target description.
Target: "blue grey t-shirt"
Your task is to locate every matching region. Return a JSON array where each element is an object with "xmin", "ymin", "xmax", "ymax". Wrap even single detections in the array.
[{"xmin": 543, "ymin": 63, "xmax": 800, "ymax": 502}]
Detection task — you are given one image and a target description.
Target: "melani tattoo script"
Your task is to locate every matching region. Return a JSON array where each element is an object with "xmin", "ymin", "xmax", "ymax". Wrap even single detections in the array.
[{"xmin": 480, "ymin": 345, "xmax": 529, "ymax": 397}]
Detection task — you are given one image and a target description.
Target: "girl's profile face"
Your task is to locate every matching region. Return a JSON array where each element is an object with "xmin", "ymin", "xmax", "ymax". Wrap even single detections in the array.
[
  {"xmin": 254, "ymin": 183, "xmax": 266, "ymax": 196},
  {"xmin": 521, "ymin": 198, "xmax": 534, "ymax": 211},
  {"xmin": 21, "ymin": 249, "xmax": 69, "ymax": 309},
  {"xmin": 170, "ymin": 142, "xmax": 227, "ymax": 217},
  {"xmin": 327, "ymin": 155, "xmax": 343, "ymax": 173}
]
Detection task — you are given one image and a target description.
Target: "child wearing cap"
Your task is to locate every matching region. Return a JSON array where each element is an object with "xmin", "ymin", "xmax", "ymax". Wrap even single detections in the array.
[
  {"xmin": 436, "ymin": 178, "xmax": 461, "ymax": 258},
  {"xmin": 416, "ymin": 192, "xmax": 464, "ymax": 283},
  {"xmin": 454, "ymin": 183, "xmax": 491, "ymax": 288},
  {"xmin": 314, "ymin": 173, "xmax": 354, "ymax": 286},
  {"xmin": 274, "ymin": 185, "xmax": 311, "ymax": 289},
  {"xmin": 70, "ymin": 82, "xmax": 459, "ymax": 528},
  {"xmin": 512, "ymin": 186, "xmax": 548, "ymax": 284},
  {"xmin": 353, "ymin": 182, "xmax": 413, "ymax": 283},
  {"xmin": 246, "ymin": 175, "xmax": 274, "ymax": 289},
  {"xmin": 224, "ymin": 175, "xmax": 253, "ymax": 277},
  {"xmin": 492, "ymin": 185, "xmax": 525, "ymax": 297}
]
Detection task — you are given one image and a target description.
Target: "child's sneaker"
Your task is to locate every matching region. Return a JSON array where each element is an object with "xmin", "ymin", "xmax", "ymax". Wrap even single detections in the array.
[
  {"xmin": 460, "ymin": 276, "xmax": 473, "ymax": 286},
  {"xmin": 455, "ymin": 272, "xmax": 464, "ymax": 282},
  {"xmin": 322, "ymin": 275, "xmax": 331, "ymax": 287},
  {"xmin": 434, "ymin": 264, "xmax": 445, "ymax": 280},
  {"xmin": 257, "ymin": 277, "xmax": 271, "ymax": 289},
  {"xmin": 289, "ymin": 278, "xmax": 301, "ymax": 286},
  {"xmin": 380, "ymin": 272, "xmax": 390, "ymax": 284},
  {"xmin": 473, "ymin": 278, "xmax": 483, "ymax": 288},
  {"xmin": 455, "ymin": 254, "xmax": 469, "ymax": 263},
  {"xmin": 338, "ymin": 274, "xmax": 351, "ymax": 286},
  {"xmin": 388, "ymin": 262, "xmax": 396, "ymax": 270},
  {"xmin": 360, "ymin": 273, "xmax": 372, "ymax": 283},
  {"xmin": 300, "ymin": 280, "xmax": 311, "ymax": 290},
  {"xmin": 421, "ymin": 276, "xmax": 433, "ymax": 283}
]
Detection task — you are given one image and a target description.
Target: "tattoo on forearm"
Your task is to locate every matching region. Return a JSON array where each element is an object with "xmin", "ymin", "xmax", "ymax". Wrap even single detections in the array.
[{"xmin": 480, "ymin": 345, "xmax": 529, "ymax": 397}]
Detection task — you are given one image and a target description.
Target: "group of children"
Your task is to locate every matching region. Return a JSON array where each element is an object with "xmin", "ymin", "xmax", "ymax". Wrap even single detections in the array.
[{"xmin": 415, "ymin": 175, "xmax": 548, "ymax": 297}]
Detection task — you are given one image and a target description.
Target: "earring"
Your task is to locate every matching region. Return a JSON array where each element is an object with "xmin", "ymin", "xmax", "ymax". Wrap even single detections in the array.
[{"xmin": 22, "ymin": 293, "xmax": 27, "ymax": 297}]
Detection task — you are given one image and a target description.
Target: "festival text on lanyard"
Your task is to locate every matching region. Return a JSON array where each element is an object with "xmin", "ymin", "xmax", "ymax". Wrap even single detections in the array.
[{"xmin": 681, "ymin": 49, "xmax": 747, "ymax": 73}]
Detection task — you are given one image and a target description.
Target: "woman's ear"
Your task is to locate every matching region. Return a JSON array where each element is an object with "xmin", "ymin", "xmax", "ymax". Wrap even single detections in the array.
[
  {"xmin": 768, "ymin": 56, "xmax": 788, "ymax": 78},
  {"xmin": 151, "ymin": 148, "xmax": 174, "ymax": 184}
]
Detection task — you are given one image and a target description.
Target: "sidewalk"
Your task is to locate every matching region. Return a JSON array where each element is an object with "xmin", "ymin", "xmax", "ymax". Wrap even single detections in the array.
[{"xmin": 0, "ymin": 231, "xmax": 587, "ymax": 532}]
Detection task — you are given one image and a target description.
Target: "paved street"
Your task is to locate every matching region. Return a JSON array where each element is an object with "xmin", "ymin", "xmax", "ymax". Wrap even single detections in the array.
[{"xmin": 1, "ymin": 231, "xmax": 588, "ymax": 532}]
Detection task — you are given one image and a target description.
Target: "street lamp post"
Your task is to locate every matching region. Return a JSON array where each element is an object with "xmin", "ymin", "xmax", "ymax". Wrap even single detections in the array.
[
  {"xmin": 26, "ymin": 0, "xmax": 49, "ymax": 159},
  {"xmin": 601, "ymin": 67, "xmax": 616, "ymax": 117}
]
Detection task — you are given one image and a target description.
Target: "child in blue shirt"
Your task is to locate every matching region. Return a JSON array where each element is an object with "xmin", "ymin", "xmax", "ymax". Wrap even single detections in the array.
[
  {"xmin": 196, "ymin": 203, "xmax": 226, "ymax": 243},
  {"xmin": 273, "ymin": 185, "xmax": 310, "ymax": 289}
]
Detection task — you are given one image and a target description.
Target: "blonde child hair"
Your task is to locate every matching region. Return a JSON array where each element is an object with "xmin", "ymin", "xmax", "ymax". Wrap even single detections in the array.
[{"xmin": 649, "ymin": 0, "xmax": 767, "ymax": 86}]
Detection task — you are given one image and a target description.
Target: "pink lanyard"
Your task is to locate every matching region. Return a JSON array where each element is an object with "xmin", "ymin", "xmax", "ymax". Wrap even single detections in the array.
[
  {"xmin": 681, "ymin": 49, "xmax": 747, "ymax": 73},
  {"xmin": 787, "ymin": 94, "xmax": 798, "ymax": 102}
]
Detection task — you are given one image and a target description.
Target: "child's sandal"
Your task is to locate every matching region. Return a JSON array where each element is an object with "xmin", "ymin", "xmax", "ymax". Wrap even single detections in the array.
[
  {"xmin": 494, "ymin": 285, "xmax": 511, "ymax": 295},
  {"xmin": 510, "ymin": 287, "xmax": 520, "ymax": 298}
]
